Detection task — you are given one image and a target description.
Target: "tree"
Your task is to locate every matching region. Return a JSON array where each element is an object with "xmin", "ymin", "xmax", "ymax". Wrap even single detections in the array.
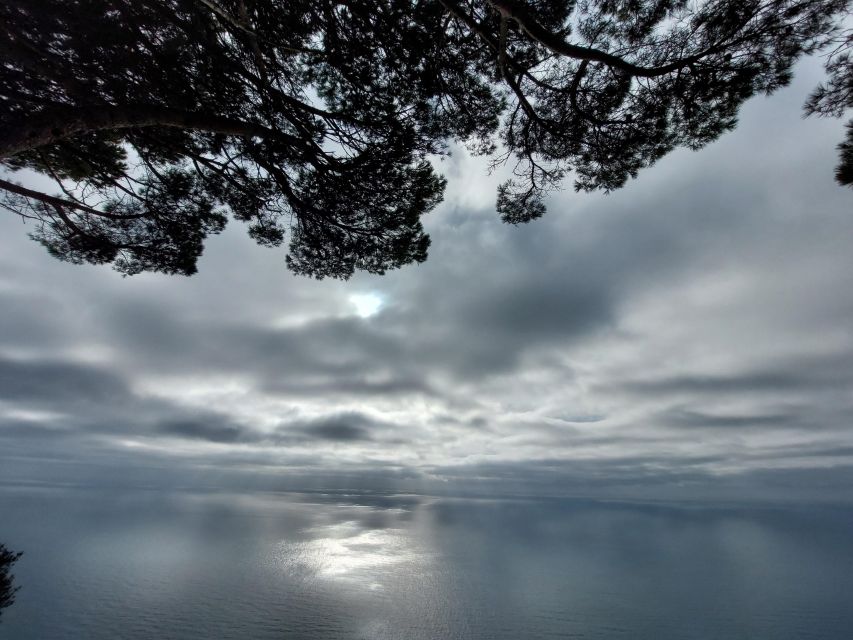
[
  {"xmin": 803, "ymin": 28, "xmax": 853, "ymax": 185},
  {"xmin": 1, "ymin": 0, "xmax": 849, "ymax": 279},
  {"xmin": 0, "ymin": 544, "xmax": 22, "ymax": 620}
]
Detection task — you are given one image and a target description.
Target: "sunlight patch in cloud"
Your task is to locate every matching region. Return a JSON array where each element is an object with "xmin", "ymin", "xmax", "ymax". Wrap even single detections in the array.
[{"xmin": 349, "ymin": 292, "xmax": 384, "ymax": 318}]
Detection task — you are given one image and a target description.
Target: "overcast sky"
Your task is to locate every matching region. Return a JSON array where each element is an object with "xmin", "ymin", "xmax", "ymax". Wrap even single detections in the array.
[{"xmin": 1, "ymin": 59, "xmax": 852, "ymax": 502}]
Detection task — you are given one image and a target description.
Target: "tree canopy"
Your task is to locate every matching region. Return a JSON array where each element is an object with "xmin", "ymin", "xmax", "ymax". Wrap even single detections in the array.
[
  {"xmin": 0, "ymin": 544, "xmax": 22, "ymax": 620},
  {"xmin": 1, "ymin": 0, "xmax": 850, "ymax": 278}
]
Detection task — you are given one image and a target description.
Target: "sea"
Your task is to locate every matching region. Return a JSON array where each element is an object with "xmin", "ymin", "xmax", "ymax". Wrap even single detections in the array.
[{"xmin": 1, "ymin": 485, "xmax": 852, "ymax": 639}]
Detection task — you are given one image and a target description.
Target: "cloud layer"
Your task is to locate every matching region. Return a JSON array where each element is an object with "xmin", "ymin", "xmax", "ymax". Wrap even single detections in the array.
[{"xmin": 1, "ymin": 60, "xmax": 852, "ymax": 502}]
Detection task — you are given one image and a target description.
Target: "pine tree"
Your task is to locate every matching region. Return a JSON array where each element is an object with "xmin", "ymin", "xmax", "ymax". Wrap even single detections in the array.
[
  {"xmin": 1, "ymin": 0, "xmax": 849, "ymax": 278},
  {"xmin": 0, "ymin": 544, "xmax": 22, "ymax": 620}
]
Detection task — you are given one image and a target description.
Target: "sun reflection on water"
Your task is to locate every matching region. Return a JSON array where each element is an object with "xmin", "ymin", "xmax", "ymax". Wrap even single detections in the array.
[{"xmin": 273, "ymin": 512, "xmax": 424, "ymax": 590}]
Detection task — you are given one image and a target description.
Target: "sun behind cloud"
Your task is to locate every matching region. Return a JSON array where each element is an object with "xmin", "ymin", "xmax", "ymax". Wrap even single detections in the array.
[{"xmin": 349, "ymin": 293, "xmax": 384, "ymax": 318}]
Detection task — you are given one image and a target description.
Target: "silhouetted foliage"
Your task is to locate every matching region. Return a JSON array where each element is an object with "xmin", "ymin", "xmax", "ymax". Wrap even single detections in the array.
[
  {"xmin": 837, "ymin": 121, "xmax": 853, "ymax": 185},
  {"xmin": 804, "ymin": 28, "xmax": 853, "ymax": 186},
  {"xmin": 0, "ymin": 544, "xmax": 22, "ymax": 620},
  {"xmin": 1, "ymin": 0, "xmax": 849, "ymax": 278}
]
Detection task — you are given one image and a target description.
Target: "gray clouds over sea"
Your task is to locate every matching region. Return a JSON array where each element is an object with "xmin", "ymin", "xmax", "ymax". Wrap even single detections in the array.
[{"xmin": 1, "ymin": 58, "xmax": 851, "ymax": 502}]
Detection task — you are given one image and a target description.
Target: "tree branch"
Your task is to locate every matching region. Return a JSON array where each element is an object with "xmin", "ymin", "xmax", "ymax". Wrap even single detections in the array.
[
  {"xmin": 438, "ymin": 0, "xmax": 719, "ymax": 79},
  {"xmin": 0, "ymin": 177, "xmax": 143, "ymax": 219},
  {"xmin": 0, "ymin": 104, "xmax": 302, "ymax": 159}
]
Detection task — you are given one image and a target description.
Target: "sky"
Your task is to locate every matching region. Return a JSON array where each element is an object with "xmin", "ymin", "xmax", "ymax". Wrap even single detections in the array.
[{"xmin": 1, "ymin": 58, "xmax": 852, "ymax": 503}]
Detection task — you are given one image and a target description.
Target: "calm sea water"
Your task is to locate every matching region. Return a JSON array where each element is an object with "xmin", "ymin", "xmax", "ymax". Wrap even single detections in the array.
[{"xmin": 1, "ymin": 486, "xmax": 852, "ymax": 639}]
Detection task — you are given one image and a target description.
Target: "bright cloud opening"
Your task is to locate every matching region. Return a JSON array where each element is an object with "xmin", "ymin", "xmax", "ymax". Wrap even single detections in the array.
[{"xmin": 349, "ymin": 293, "xmax": 384, "ymax": 318}]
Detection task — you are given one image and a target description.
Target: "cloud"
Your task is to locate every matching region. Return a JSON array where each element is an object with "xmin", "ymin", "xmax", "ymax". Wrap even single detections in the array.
[
  {"xmin": 156, "ymin": 416, "xmax": 255, "ymax": 444},
  {"xmin": 1, "ymin": 58, "xmax": 852, "ymax": 501},
  {"xmin": 288, "ymin": 412, "xmax": 376, "ymax": 442},
  {"xmin": 608, "ymin": 354, "xmax": 853, "ymax": 397},
  {"xmin": 0, "ymin": 356, "xmax": 129, "ymax": 407},
  {"xmin": 658, "ymin": 408, "xmax": 799, "ymax": 430}
]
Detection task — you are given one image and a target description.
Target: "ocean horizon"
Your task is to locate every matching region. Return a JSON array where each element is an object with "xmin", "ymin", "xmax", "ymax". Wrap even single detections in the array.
[{"xmin": 2, "ymin": 484, "xmax": 852, "ymax": 639}]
